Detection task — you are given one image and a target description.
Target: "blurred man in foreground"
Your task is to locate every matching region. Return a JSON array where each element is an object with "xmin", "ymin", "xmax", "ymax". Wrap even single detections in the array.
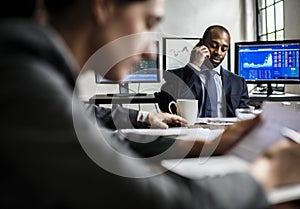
[{"xmin": 1, "ymin": 0, "xmax": 300, "ymax": 208}]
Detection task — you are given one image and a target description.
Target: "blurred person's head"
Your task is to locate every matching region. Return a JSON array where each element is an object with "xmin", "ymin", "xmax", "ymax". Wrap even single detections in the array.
[
  {"xmin": 44, "ymin": 0, "xmax": 165, "ymax": 81},
  {"xmin": 202, "ymin": 25, "xmax": 230, "ymax": 68}
]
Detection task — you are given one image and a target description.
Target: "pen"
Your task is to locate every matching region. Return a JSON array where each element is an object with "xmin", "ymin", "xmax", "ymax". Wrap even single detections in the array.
[
  {"xmin": 280, "ymin": 127, "xmax": 300, "ymax": 144},
  {"xmin": 207, "ymin": 119, "xmax": 235, "ymax": 123}
]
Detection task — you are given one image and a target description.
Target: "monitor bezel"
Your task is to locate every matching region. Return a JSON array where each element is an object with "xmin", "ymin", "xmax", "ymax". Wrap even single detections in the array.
[
  {"xmin": 95, "ymin": 41, "xmax": 160, "ymax": 84},
  {"xmin": 234, "ymin": 39, "xmax": 300, "ymax": 84}
]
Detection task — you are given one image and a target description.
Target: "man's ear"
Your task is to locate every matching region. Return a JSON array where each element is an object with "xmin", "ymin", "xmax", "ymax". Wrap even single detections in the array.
[{"xmin": 92, "ymin": 0, "xmax": 115, "ymax": 25}]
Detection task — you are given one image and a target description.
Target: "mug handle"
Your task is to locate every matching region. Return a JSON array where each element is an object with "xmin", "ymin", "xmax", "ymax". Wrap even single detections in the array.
[{"xmin": 168, "ymin": 101, "xmax": 178, "ymax": 115}]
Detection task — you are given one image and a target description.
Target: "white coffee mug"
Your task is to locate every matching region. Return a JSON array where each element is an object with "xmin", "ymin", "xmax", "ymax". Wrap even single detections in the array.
[{"xmin": 168, "ymin": 99, "xmax": 198, "ymax": 125}]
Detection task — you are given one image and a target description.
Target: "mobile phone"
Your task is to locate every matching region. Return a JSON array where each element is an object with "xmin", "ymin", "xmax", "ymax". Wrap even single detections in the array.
[{"xmin": 195, "ymin": 39, "xmax": 204, "ymax": 47}]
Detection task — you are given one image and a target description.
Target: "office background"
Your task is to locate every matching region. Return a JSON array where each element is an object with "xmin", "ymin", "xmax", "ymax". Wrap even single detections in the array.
[{"xmin": 77, "ymin": 0, "xmax": 300, "ymax": 111}]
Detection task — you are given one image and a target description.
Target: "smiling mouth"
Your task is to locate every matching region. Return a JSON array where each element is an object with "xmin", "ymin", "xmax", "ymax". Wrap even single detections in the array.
[{"xmin": 211, "ymin": 58, "xmax": 221, "ymax": 63}]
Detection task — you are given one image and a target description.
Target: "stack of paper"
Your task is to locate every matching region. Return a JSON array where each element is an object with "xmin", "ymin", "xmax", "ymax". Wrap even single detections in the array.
[{"xmin": 119, "ymin": 127, "xmax": 224, "ymax": 141}]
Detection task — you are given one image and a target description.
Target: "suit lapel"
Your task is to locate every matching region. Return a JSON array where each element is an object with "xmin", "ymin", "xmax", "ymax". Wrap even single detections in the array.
[
  {"xmin": 178, "ymin": 65, "xmax": 202, "ymax": 99},
  {"xmin": 220, "ymin": 67, "xmax": 232, "ymax": 116},
  {"xmin": 221, "ymin": 67, "xmax": 231, "ymax": 96},
  {"xmin": 183, "ymin": 65, "xmax": 205, "ymax": 116}
]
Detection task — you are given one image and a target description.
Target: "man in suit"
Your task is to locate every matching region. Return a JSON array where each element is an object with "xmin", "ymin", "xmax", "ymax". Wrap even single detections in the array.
[
  {"xmin": 159, "ymin": 25, "xmax": 249, "ymax": 117},
  {"xmin": 0, "ymin": 0, "xmax": 188, "ymax": 130},
  {"xmin": 85, "ymin": 104, "xmax": 188, "ymax": 130},
  {"xmin": 1, "ymin": 0, "xmax": 300, "ymax": 208}
]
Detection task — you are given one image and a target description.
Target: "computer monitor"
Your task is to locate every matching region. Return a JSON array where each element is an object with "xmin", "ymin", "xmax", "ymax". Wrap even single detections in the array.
[
  {"xmin": 235, "ymin": 40, "xmax": 300, "ymax": 95},
  {"xmin": 95, "ymin": 41, "xmax": 160, "ymax": 96}
]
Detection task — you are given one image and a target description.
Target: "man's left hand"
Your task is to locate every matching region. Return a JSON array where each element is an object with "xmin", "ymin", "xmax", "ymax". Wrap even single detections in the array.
[{"xmin": 146, "ymin": 112, "xmax": 188, "ymax": 129}]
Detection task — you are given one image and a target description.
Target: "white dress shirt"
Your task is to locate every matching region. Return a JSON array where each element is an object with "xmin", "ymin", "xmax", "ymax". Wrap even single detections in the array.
[{"xmin": 188, "ymin": 63, "xmax": 225, "ymax": 117}]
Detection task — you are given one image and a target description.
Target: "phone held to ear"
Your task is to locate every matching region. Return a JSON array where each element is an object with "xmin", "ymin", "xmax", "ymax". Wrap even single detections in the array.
[{"xmin": 196, "ymin": 39, "xmax": 204, "ymax": 47}]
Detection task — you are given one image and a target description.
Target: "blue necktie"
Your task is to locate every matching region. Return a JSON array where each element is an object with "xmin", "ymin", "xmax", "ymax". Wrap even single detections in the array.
[{"xmin": 203, "ymin": 70, "xmax": 218, "ymax": 117}]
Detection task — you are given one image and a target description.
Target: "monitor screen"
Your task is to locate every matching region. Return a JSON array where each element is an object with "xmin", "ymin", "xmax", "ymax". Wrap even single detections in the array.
[
  {"xmin": 95, "ymin": 41, "xmax": 160, "ymax": 84},
  {"xmin": 235, "ymin": 40, "xmax": 300, "ymax": 84}
]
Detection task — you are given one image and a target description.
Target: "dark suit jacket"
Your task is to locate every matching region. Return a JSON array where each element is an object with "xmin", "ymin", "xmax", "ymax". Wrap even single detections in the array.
[
  {"xmin": 84, "ymin": 104, "xmax": 142, "ymax": 130},
  {"xmin": 0, "ymin": 19, "xmax": 268, "ymax": 209},
  {"xmin": 158, "ymin": 65, "xmax": 249, "ymax": 117}
]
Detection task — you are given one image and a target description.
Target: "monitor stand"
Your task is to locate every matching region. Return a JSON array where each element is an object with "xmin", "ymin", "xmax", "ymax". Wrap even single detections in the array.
[
  {"xmin": 106, "ymin": 83, "xmax": 147, "ymax": 97},
  {"xmin": 252, "ymin": 84, "xmax": 285, "ymax": 96}
]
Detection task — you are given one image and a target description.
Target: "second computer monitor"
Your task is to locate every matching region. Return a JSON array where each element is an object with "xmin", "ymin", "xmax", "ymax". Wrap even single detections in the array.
[
  {"xmin": 95, "ymin": 41, "xmax": 160, "ymax": 84},
  {"xmin": 235, "ymin": 40, "xmax": 300, "ymax": 84}
]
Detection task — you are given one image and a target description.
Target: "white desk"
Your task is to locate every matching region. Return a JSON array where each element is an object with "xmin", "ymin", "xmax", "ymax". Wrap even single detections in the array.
[
  {"xmin": 120, "ymin": 126, "xmax": 224, "ymax": 142},
  {"xmin": 250, "ymin": 93, "xmax": 300, "ymax": 108}
]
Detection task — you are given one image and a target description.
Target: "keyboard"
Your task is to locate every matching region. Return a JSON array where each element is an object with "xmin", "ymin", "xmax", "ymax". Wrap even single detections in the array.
[
  {"xmin": 252, "ymin": 91, "xmax": 268, "ymax": 95},
  {"xmin": 106, "ymin": 93, "xmax": 147, "ymax": 97}
]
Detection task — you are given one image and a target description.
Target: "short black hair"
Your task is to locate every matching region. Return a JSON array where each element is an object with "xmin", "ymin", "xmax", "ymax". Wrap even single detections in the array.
[
  {"xmin": 202, "ymin": 25, "xmax": 230, "ymax": 41},
  {"xmin": 44, "ymin": 0, "xmax": 77, "ymax": 14},
  {"xmin": 0, "ymin": 0, "xmax": 36, "ymax": 18}
]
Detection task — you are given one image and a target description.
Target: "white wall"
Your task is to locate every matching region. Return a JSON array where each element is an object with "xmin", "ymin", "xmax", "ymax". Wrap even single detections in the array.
[
  {"xmin": 77, "ymin": 0, "xmax": 257, "ymax": 110},
  {"xmin": 284, "ymin": 0, "xmax": 300, "ymax": 94},
  {"xmin": 284, "ymin": 0, "xmax": 300, "ymax": 39}
]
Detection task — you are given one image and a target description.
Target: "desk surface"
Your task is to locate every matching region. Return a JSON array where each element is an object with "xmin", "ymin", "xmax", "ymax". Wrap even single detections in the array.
[
  {"xmin": 249, "ymin": 93, "xmax": 300, "ymax": 108},
  {"xmin": 250, "ymin": 93, "xmax": 300, "ymax": 101},
  {"xmin": 120, "ymin": 126, "xmax": 225, "ymax": 141},
  {"xmin": 89, "ymin": 94, "xmax": 157, "ymax": 104},
  {"xmin": 90, "ymin": 93, "xmax": 300, "ymax": 105}
]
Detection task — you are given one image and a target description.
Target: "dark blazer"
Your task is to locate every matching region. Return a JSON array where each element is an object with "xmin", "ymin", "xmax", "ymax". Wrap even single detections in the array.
[
  {"xmin": 0, "ymin": 19, "xmax": 268, "ymax": 209},
  {"xmin": 84, "ymin": 104, "xmax": 141, "ymax": 130},
  {"xmin": 158, "ymin": 65, "xmax": 249, "ymax": 117}
]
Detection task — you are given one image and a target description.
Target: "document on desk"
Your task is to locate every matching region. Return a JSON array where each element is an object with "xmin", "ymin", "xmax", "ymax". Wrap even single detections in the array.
[
  {"xmin": 119, "ymin": 127, "xmax": 224, "ymax": 142},
  {"xmin": 196, "ymin": 117, "xmax": 237, "ymax": 126},
  {"xmin": 228, "ymin": 103, "xmax": 300, "ymax": 162}
]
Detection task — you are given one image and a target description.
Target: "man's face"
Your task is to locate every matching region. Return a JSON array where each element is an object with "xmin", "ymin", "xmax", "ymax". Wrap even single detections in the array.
[
  {"xmin": 100, "ymin": 0, "xmax": 165, "ymax": 81},
  {"xmin": 203, "ymin": 29, "xmax": 230, "ymax": 68}
]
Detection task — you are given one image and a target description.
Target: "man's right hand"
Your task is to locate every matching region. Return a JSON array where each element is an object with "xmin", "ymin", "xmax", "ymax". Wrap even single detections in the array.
[{"xmin": 189, "ymin": 45, "xmax": 210, "ymax": 68}]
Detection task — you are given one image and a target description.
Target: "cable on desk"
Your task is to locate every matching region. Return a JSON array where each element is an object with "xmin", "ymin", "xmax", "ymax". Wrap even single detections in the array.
[
  {"xmin": 249, "ymin": 84, "xmax": 267, "ymax": 94},
  {"xmin": 121, "ymin": 84, "xmax": 137, "ymax": 94},
  {"xmin": 154, "ymin": 103, "xmax": 159, "ymax": 113},
  {"xmin": 249, "ymin": 85, "xmax": 259, "ymax": 93},
  {"xmin": 153, "ymin": 92, "xmax": 160, "ymax": 113},
  {"xmin": 137, "ymin": 83, "xmax": 141, "ymax": 94}
]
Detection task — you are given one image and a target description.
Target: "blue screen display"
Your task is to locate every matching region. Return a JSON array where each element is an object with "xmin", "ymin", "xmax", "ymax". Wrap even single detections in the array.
[
  {"xmin": 97, "ymin": 59, "xmax": 159, "ymax": 83},
  {"xmin": 96, "ymin": 60, "xmax": 159, "ymax": 83},
  {"xmin": 96, "ymin": 41, "xmax": 160, "ymax": 84},
  {"xmin": 235, "ymin": 41, "xmax": 300, "ymax": 83}
]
